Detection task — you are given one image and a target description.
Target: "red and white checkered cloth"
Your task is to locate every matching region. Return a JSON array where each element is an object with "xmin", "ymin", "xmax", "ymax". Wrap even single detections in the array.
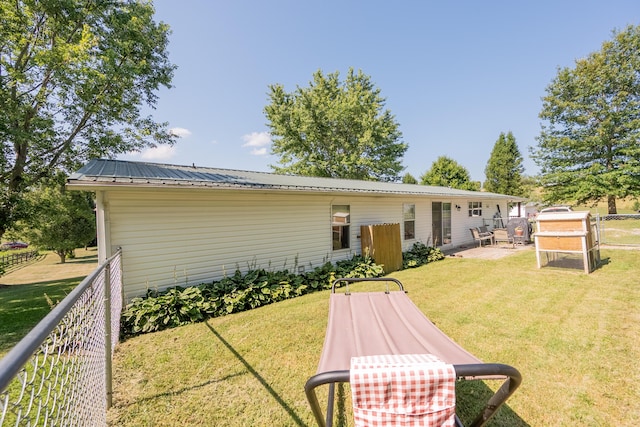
[{"xmin": 350, "ymin": 354, "xmax": 456, "ymax": 427}]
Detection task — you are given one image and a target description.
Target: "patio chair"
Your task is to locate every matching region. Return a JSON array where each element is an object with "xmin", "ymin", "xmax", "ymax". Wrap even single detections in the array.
[
  {"xmin": 305, "ymin": 278, "xmax": 522, "ymax": 427},
  {"xmin": 493, "ymin": 228, "xmax": 514, "ymax": 248},
  {"xmin": 470, "ymin": 227, "xmax": 494, "ymax": 247}
]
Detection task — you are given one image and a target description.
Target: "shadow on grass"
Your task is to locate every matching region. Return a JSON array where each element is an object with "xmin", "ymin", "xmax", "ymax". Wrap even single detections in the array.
[
  {"xmin": 204, "ymin": 321, "xmax": 306, "ymax": 426},
  {"xmin": 455, "ymin": 380, "xmax": 530, "ymax": 426},
  {"xmin": 0, "ymin": 277, "xmax": 84, "ymax": 353},
  {"xmin": 115, "ymin": 373, "xmax": 246, "ymax": 408},
  {"xmin": 64, "ymin": 256, "xmax": 98, "ymax": 265},
  {"xmin": 0, "ymin": 275, "xmax": 89, "ymax": 289}
]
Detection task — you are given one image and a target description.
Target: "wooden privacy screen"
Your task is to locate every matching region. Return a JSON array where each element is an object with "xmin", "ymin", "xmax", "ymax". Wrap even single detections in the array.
[
  {"xmin": 534, "ymin": 211, "xmax": 600, "ymax": 273},
  {"xmin": 360, "ymin": 223, "xmax": 403, "ymax": 274}
]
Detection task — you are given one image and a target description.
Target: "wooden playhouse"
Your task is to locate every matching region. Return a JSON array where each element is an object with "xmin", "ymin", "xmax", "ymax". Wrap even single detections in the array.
[{"xmin": 534, "ymin": 211, "xmax": 600, "ymax": 273}]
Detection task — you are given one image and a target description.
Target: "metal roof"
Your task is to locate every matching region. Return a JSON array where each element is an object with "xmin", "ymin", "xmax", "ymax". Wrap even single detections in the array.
[{"xmin": 67, "ymin": 159, "xmax": 525, "ymax": 200}]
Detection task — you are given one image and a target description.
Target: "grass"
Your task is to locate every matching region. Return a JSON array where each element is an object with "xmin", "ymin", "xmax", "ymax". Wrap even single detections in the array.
[
  {"xmin": 0, "ymin": 248, "xmax": 98, "ymax": 355},
  {"xmin": 599, "ymin": 217, "xmax": 640, "ymax": 245},
  {"xmin": 105, "ymin": 248, "xmax": 640, "ymax": 426}
]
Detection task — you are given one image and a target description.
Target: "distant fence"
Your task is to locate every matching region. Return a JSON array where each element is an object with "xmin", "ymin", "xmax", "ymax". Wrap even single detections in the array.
[
  {"xmin": 485, "ymin": 214, "xmax": 640, "ymax": 247},
  {"xmin": 0, "ymin": 248, "xmax": 122, "ymax": 427},
  {"xmin": 0, "ymin": 250, "xmax": 39, "ymax": 271},
  {"xmin": 596, "ymin": 213, "xmax": 640, "ymax": 246}
]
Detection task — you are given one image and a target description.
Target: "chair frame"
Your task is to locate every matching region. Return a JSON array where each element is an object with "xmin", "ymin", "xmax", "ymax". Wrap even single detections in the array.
[
  {"xmin": 493, "ymin": 228, "xmax": 514, "ymax": 248},
  {"xmin": 305, "ymin": 278, "xmax": 522, "ymax": 427},
  {"xmin": 470, "ymin": 227, "xmax": 494, "ymax": 247}
]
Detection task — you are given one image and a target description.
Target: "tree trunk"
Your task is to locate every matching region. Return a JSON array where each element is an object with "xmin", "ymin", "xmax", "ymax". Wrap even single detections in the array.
[
  {"xmin": 56, "ymin": 250, "xmax": 66, "ymax": 264},
  {"xmin": 607, "ymin": 195, "xmax": 617, "ymax": 214}
]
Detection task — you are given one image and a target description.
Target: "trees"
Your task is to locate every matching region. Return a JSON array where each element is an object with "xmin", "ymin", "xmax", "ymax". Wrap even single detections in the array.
[
  {"xmin": 420, "ymin": 156, "xmax": 480, "ymax": 191},
  {"xmin": 402, "ymin": 173, "xmax": 418, "ymax": 184},
  {"xmin": 0, "ymin": 0, "xmax": 176, "ymax": 238},
  {"xmin": 484, "ymin": 131, "xmax": 524, "ymax": 196},
  {"xmin": 20, "ymin": 180, "xmax": 96, "ymax": 263},
  {"xmin": 265, "ymin": 68, "xmax": 407, "ymax": 181},
  {"xmin": 531, "ymin": 25, "xmax": 640, "ymax": 214}
]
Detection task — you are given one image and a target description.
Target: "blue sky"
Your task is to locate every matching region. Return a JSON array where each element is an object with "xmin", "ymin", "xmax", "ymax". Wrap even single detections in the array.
[{"xmin": 120, "ymin": 0, "xmax": 639, "ymax": 183}]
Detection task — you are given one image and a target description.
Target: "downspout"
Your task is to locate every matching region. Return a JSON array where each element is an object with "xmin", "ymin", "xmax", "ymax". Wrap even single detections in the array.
[{"xmin": 95, "ymin": 191, "xmax": 111, "ymax": 263}]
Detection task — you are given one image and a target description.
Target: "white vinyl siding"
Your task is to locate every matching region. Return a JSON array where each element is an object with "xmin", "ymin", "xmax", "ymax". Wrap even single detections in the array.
[
  {"xmin": 106, "ymin": 190, "xmax": 329, "ymax": 299},
  {"xmin": 96, "ymin": 188, "xmax": 512, "ymax": 299}
]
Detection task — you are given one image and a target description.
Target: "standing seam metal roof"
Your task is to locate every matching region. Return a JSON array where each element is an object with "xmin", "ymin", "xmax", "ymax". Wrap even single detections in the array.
[{"xmin": 67, "ymin": 159, "xmax": 524, "ymax": 199}]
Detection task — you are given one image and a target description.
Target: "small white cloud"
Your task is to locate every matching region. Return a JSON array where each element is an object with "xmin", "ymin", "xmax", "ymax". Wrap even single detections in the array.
[
  {"xmin": 242, "ymin": 131, "xmax": 271, "ymax": 148},
  {"xmin": 169, "ymin": 127, "xmax": 192, "ymax": 138},
  {"xmin": 250, "ymin": 147, "xmax": 268, "ymax": 156},
  {"xmin": 141, "ymin": 144, "xmax": 176, "ymax": 160}
]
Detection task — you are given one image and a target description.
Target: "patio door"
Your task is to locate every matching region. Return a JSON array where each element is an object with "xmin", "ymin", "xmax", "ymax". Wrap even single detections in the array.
[{"xmin": 432, "ymin": 202, "xmax": 452, "ymax": 247}]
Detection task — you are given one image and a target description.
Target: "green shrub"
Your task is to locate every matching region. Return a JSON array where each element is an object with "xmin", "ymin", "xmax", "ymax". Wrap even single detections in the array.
[
  {"xmin": 121, "ymin": 249, "xmax": 439, "ymax": 338},
  {"xmin": 402, "ymin": 242, "xmax": 444, "ymax": 269}
]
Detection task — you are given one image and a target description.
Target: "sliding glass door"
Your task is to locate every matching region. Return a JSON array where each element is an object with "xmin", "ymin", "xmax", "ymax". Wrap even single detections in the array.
[{"xmin": 432, "ymin": 202, "xmax": 452, "ymax": 247}]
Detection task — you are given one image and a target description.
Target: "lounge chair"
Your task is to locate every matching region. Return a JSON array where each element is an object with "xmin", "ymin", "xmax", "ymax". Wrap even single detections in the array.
[
  {"xmin": 470, "ymin": 227, "xmax": 494, "ymax": 247},
  {"xmin": 305, "ymin": 278, "xmax": 522, "ymax": 427}
]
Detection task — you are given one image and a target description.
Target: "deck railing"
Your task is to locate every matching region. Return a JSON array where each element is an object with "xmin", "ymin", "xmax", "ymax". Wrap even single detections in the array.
[{"xmin": 0, "ymin": 248, "xmax": 122, "ymax": 427}]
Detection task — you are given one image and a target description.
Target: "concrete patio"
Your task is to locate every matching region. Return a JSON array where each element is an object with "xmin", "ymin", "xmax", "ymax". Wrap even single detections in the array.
[{"xmin": 443, "ymin": 242, "xmax": 534, "ymax": 260}]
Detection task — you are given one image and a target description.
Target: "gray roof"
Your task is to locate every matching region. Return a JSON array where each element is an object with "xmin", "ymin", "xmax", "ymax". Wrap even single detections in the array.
[{"xmin": 67, "ymin": 159, "xmax": 524, "ymax": 200}]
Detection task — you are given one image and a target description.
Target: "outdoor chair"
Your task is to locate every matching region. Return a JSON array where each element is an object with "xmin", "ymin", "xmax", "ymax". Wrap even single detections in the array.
[
  {"xmin": 493, "ymin": 228, "xmax": 514, "ymax": 248},
  {"xmin": 305, "ymin": 278, "xmax": 522, "ymax": 427},
  {"xmin": 470, "ymin": 227, "xmax": 494, "ymax": 247}
]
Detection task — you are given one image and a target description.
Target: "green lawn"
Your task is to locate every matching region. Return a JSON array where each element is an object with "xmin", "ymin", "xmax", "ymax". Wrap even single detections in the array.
[
  {"xmin": 107, "ymin": 248, "xmax": 640, "ymax": 426},
  {"xmin": 599, "ymin": 217, "xmax": 640, "ymax": 245},
  {"xmin": 0, "ymin": 249, "xmax": 98, "ymax": 355}
]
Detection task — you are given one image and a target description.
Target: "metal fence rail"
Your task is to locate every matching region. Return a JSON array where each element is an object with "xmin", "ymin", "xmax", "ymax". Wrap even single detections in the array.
[{"xmin": 0, "ymin": 249, "xmax": 122, "ymax": 427}]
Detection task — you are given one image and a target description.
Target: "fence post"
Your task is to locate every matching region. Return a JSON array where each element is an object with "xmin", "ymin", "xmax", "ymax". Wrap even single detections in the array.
[{"xmin": 104, "ymin": 261, "xmax": 113, "ymax": 409}]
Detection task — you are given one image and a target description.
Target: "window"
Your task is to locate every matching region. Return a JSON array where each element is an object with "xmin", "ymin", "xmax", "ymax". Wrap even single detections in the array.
[
  {"xmin": 468, "ymin": 201, "xmax": 482, "ymax": 217},
  {"xmin": 403, "ymin": 204, "xmax": 415, "ymax": 240},
  {"xmin": 332, "ymin": 205, "xmax": 350, "ymax": 250}
]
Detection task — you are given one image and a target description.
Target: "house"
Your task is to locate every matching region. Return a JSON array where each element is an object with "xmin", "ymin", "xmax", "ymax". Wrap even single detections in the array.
[
  {"xmin": 509, "ymin": 202, "xmax": 539, "ymax": 219},
  {"xmin": 67, "ymin": 159, "xmax": 525, "ymax": 299}
]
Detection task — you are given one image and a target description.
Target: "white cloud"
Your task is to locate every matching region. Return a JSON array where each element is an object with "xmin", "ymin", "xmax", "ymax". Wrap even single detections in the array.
[
  {"xmin": 249, "ymin": 147, "xmax": 268, "ymax": 156},
  {"xmin": 169, "ymin": 127, "xmax": 192, "ymax": 138},
  {"xmin": 141, "ymin": 144, "xmax": 176, "ymax": 160},
  {"xmin": 242, "ymin": 131, "xmax": 271, "ymax": 148}
]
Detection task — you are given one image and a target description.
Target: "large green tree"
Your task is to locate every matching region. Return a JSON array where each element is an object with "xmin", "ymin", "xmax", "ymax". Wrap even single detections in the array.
[
  {"xmin": 265, "ymin": 68, "xmax": 407, "ymax": 181},
  {"xmin": 531, "ymin": 25, "xmax": 640, "ymax": 214},
  {"xmin": 420, "ymin": 156, "xmax": 480, "ymax": 191},
  {"xmin": 0, "ymin": 0, "xmax": 176, "ymax": 238},
  {"xmin": 484, "ymin": 131, "xmax": 524, "ymax": 195},
  {"xmin": 20, "ymin": 179, "xmax": 96, "ymax": 263}
]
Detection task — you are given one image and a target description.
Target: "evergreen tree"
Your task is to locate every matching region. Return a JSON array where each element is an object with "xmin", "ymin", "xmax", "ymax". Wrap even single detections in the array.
[
  {"xmin": 531, "ymin": 25, "xmax": 640, "ymax": 213},
  {"xmin": 484, "ymin": 131, "xmax": 524, "ymax": 195}
]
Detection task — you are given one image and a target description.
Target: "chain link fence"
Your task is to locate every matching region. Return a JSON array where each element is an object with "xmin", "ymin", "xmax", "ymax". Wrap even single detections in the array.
[
  {"xmin": 0, "ymin": 249, "xmax": 122, "ymax": 427},
  {"xmin": 596, "ymin": 213, "xmax": 640, "ymax": 246}
]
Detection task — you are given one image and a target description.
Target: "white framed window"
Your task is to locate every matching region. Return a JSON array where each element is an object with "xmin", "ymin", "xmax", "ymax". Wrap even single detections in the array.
[
  {"xmin": 468, "ymin": 201, "xmax": 482, "ymax": 217},
  {"xmin": 332, "ymin": 205, "xmax": 350, "ymax": 250},
  {"xmin": 403, "ymin": 203, "xmax": 415, "ymax": 240}
]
